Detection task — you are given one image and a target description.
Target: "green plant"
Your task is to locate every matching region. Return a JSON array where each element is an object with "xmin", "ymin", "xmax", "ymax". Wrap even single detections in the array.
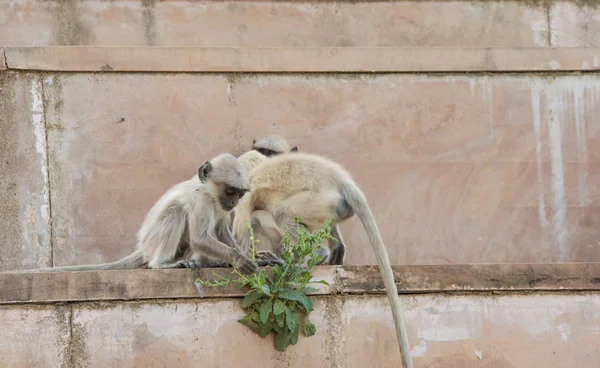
[{"xmin": 196, "ymin": 218, "xmax": 334, "ymax": 351}]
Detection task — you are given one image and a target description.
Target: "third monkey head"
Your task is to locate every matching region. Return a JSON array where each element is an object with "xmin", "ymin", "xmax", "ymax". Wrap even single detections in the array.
[{"xmin": 252, "ymin": 135, "xmax": 298, "ymax": 156}]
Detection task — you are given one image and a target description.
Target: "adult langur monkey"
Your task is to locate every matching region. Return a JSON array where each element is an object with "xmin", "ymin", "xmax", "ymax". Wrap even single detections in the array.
[
  {"xmin": 235, "ymin": 149, "xmax": 337, "ymax": 265},
  {"xmin": 244, "ymin": 134, "xmax": 347, "ymax": 264},
  {"xmin": 234, "ymin": 152, "xmax": 413, "ymax": 368},
  {"xmin": 5, "ymin": 153, "xmax": 279, "ymax": 274}
]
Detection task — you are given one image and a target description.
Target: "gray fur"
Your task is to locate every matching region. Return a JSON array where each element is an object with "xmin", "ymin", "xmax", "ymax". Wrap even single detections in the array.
[{"xmin": 251, "ymin": 134, "xmax": 297, "ymax": 157}]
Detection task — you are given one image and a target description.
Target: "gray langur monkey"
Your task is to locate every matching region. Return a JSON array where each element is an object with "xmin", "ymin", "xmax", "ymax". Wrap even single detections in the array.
[
  {"xmin": 233, "ymin": 152, "xmax": 413, "ymax": 368},
  {"xmin": 244, "ymin": 134, "xmax": 347, "ymax": 265},
  {"xmin": 234, "ymin": 149, "xmax": 338, "ymax": 265},
  {"xmin": 251, "ymin": 134, "xmax": 298, "ymax": 157},
  {"xmin": 5, "ymin": 153, "xmax": 276, "ymax": 275}
]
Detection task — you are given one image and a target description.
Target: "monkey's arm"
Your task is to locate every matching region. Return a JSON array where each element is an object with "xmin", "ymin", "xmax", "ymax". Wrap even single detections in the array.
[
  {"xmin": 188, "ymin": 208, "xmax": 257, "ymax": 274},
  {"xmin": 218, "ymin": 221, "xmax": 245, "ymax": 254},
  {"xmin": 194, "ymin": 232, "xmax": 257, "ymax": 274}
]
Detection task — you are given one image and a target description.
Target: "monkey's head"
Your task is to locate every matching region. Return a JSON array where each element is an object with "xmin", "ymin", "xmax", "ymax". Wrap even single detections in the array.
[
  {"xmin": 198, "ymin": 153, "xmax": 250, "ymax": 212},
  {"xmin": 252, "ymin": 135, "xmax": 298, "ymax": 157}
]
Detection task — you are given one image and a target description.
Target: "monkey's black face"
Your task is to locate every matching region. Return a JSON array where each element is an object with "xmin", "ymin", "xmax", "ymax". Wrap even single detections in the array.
[{"xmin": 219, "ymin": 185, "xmax": 248, "ymax": 211}]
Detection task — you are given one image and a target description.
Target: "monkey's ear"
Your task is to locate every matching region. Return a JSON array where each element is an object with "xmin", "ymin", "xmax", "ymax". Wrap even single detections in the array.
[
  {"xmin": 198, "ymin": 161, "xmax": 213, "ymax": 183},
  {"xmin": 252, "ymin": 139, "xmax": 256, "ymax": 145},
  {"xmin": 290, "ymin": 146, "xmax": 298, "ymax": 152}
]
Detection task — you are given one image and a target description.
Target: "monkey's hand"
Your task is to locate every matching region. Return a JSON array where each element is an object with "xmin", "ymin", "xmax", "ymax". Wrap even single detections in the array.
[
  {"xmin": 233, "ymin": 254, "xmax": 258, "ymax": 275},
  {"xmin": 255, "ymin": 251, "xmax": 284, "ymax": 267}
]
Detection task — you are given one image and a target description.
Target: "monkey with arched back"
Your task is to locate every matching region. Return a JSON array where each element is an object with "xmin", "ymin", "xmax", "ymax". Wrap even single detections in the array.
[
  {"xmin": 241, "ymin": 134, "xmax": 347, "ymax": 265},
  {"xmin": 233, "ymin": 134, "xmax": 296, "ymax": 260},
  {"xmin": 4, "ymin": 153, "xmax": 276, "ymax": 274},
  {"xmin": 233, "ymin": 152, "xmax": 413, "ymax": 367}
]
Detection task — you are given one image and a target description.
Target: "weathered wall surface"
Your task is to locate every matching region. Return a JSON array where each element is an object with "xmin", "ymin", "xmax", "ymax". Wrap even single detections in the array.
[
  {"xmin": 0, "ymin": 72, "xmax": 52, "ymax": 271},
  {"xmin": 1, "ymin": 0, "xmax": 600, "ymax": 271},
  {"xmin": 2, "ymin": 63, "xmax": 600, "ymax": 269},
  {"xmin": 0, "ymin": 0, "xmax": 551, "ymax": 47},
  {"xmin": 32, "ymin": 73, "xmax": 600, "ymax": 267},
  {"xmin": 2, "ymin": 293, "xmax": 599, "ymax": 367},
  {"xmin": 2, "ymin": 0, "xmax": 600, "ymax": 48}
]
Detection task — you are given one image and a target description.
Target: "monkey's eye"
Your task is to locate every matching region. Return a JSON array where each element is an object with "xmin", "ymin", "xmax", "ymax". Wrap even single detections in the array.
[{"xmin": 224, "ymin": 188, "xmax": 235, "ymax": 196}]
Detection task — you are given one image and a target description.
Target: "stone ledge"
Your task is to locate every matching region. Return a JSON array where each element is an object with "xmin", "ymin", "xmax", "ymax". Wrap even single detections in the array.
[
  {"xmin": 1, "ymin": 263, "xmax": 599, "ymax": 305},
  {"xmin": 4, "ymin": 47, "xmax": 600, "ymax": 73}
]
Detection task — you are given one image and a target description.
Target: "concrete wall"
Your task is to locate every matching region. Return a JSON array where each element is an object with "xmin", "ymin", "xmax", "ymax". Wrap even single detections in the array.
[
  {"xmin": 1, "ymin": 264, "xmax": 599, "ymax": 367},
  {"xmin": 1, "ymin": 0, "xmax": 600, "ymax": 48},
  {"xmin": 2, "ymin": 49, "xmax": 600, "ymax": 270},
  {"xmin": 1, "ymin": 0, "xmax": 600, "ymax": 271},
  {"xmin": 5, "ymin": 294, "xmax": 600, "ymax": 367}
]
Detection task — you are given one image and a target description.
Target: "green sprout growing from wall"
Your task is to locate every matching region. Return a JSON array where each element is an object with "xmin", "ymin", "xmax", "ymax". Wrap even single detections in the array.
[{"xmin": 196, "ymin": 218, "xmax": 333, "ymax": 351}]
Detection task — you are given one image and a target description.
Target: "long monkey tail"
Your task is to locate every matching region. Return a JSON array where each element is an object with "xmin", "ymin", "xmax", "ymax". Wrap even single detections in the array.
[
  {"xmin": 3, "ymin": 249, "xmax": 146, "ymax": 274},
  {"xmin": 340, "ymin": 180, "xmax": 414, "ymax": 368}
]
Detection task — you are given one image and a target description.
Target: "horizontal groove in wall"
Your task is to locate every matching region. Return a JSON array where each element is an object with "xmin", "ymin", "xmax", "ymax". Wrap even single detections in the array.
[
  {"xmin": 8, "ymin": 0, "xmax": 593, "ymax": 3},
  {"xmin": 1, "ymin": 263, "xmax": 599, "ymax": 305},
  {"xmin": 3, "ymin": 47, "xmax": 600, "ymax": 73}
]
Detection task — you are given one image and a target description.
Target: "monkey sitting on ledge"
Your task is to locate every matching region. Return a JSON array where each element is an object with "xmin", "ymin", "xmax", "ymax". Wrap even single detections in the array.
[{"xmin": 4, "ymin": 153, "xmax": 280, "ymax": 274}]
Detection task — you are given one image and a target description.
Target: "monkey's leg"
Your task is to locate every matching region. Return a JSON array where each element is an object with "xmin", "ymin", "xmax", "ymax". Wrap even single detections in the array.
[
  {"xmin": 251, "ymin": 211, "xmax": 284, "ymax": 246},
  {"xmin": 146, "ymin": 206, "xmax": 187, "ymax": 269},
  {"xmin": 272, "ymin": 191, "xmax": 340, "ymax": 265},
  {"xmin": 328, "ymin": 224, "xmax": 346, "ymax": 265}
]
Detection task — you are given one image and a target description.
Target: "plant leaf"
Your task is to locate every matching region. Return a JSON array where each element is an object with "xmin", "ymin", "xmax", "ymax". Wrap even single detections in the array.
[
  {"xmin": 276, "ymin": 311, "xmax": 285, "ymax": 328},
  {"xmin": 259, "ymin": 299, "xmax": 273, "ymax": 324},
  {"xmin": 285, "ymin": 308, "xmax": 299, "ymax": 333},
  {"xmin": 241, "ymin": 290, "xmax": 263, "ymax": 308},
  {"xmin": 260, "ymin": 284, "xmax": 271, "ymax": 296},
  {"xmin": 238, "ymin": 316, "xmax": 261, "ymax": 334},
  {"xmin": 290, "ymin": 324, "xmax": 299, "ymax": 345},
  {"xmin": 274, "ymin": 329, "xmax": 292, "ymax": 352},
  {"xmin": 257, "ymin": 317, "xmax": 274, "ymax": 338},
  {"xmin": 303, "ymin": 318, "xmax": 316, "ymax": 337},
  {"xmin": 281, "ymin": 289, "xmax": 313, "ymax": 313},
  {"xmin": 273, "ymin": 300, "xmax": 285, "ymax": 316}
]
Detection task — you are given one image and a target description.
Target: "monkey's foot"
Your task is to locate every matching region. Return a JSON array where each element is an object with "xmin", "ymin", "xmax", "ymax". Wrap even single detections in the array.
[
  {"xmin": 176, "ymin": 259, "xmax": 202, "ymax": 270},
  {"xmin": 314, "ymin": 246, "xmax": 330, "ymax": 265},
  {"xmin": 234, "ymin": 257, "xmax": 258, "ymax": 275},
  {"xmin": 255, "ymin": 251, "xmax": 284, "ymax": 267}
]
